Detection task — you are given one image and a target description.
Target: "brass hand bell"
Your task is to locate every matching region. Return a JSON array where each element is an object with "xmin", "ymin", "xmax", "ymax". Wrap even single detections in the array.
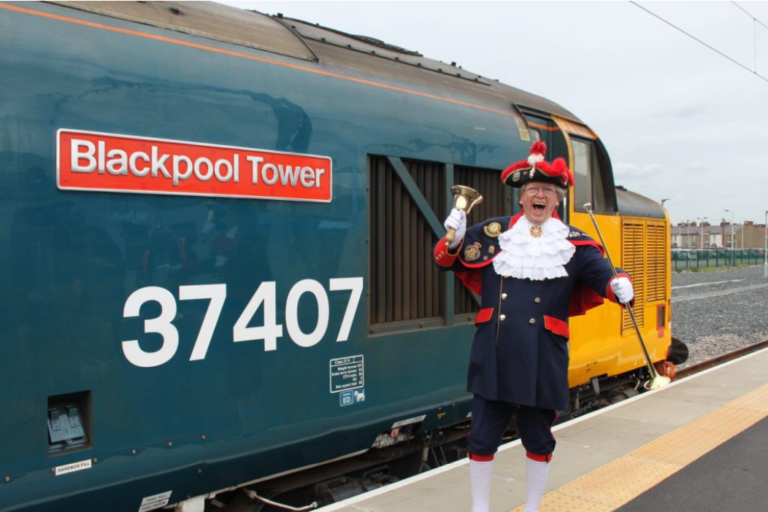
[{"xmin": 446, "ymin": 185, "xmax": 483, "ymax": 243}]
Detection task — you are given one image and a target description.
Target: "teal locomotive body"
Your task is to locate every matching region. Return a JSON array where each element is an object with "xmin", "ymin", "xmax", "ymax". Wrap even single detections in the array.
[{"xmin": 0, "ymin": 2, "xmax": 662, "ymax": 511}]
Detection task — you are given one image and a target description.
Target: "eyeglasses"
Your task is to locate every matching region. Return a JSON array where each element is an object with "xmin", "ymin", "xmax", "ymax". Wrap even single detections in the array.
[{"xmin": 524, "ymin": 186, "xmax": 558, "ymax": 197}]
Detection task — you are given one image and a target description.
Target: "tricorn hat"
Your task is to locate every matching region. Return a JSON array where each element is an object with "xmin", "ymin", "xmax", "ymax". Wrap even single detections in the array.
[{"xmin": 500, "ymin": 141, "xmax": 574, "ymax": 189}]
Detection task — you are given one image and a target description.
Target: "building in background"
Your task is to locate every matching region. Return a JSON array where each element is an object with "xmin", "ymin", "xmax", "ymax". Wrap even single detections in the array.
[
  {"xmin": 736, "ymin": 222, "xmax": 767, "ymax": 249},
  {"xmin": 671, "ymin": 221, "xmax": 766, "ymax": 249}
]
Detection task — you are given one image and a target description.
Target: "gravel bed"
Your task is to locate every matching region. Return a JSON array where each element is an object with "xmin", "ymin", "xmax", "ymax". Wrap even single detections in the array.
[{"xmin": 672, "ymin": 265, "xmax": 768, "ymax": 367}]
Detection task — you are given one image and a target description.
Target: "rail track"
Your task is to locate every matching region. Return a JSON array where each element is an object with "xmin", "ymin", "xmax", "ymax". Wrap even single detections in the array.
[{"xmin": 675, "ymin": 339, "xmax": 768, "ymax": 379}]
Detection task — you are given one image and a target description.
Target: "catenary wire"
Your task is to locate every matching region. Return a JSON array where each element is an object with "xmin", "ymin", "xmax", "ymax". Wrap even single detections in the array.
[
  {"xmin": 732, "ymin": 2, "xmax": 768, "ymax": 31},
  {"xmin": 732, "ymin": 1, "xmax": 767, "ymax": 73},
  {"xmin": 631, "ymin": 1, "xmax": 768, "ymax": 84}
]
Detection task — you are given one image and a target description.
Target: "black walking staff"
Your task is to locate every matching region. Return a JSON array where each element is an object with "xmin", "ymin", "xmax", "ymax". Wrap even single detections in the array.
[{"xmin": 583, "ymin": 203, "xmax": 671, "ymax": 390}]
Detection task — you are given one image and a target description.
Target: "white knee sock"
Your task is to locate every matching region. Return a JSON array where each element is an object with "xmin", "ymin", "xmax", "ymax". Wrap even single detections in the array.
[
  {"xmin": 470, "ymin": 458, "xmax": 494, "ymax": 512},
  {"xmin": 523, "ymin": 457, "xmax": 550, "ymax": 512}
]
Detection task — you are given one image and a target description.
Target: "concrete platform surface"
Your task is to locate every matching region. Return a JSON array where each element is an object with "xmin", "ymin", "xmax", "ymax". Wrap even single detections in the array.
[{"xmin": 322, "ymin": 348, "xmax": 768, "ymax": 512}]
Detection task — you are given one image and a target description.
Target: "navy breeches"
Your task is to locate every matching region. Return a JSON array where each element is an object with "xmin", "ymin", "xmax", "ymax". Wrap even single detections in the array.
[{"xmin": 468, "ymin": 394, "xmax": 557, "ymax": 461}]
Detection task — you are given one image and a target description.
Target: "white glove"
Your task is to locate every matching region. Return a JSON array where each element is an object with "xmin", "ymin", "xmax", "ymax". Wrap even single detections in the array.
[
  {"xmin": 611, "ymin": 277, "xmax": 634, "ymax": 304},
  {"xmin": 443, "ymin": 208, "xmax": 467, "ymax": 250}
]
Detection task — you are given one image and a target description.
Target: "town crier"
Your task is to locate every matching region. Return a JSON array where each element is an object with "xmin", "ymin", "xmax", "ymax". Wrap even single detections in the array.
[{"xmin": 433, "ymin": 141, "xmax": 634, "ymax": 512}]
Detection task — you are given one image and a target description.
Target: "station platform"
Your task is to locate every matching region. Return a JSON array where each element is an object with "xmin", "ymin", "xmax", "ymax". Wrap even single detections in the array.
[{"xmin": 323, "ymin": 348, "xmax": 768, "ymax": 512}]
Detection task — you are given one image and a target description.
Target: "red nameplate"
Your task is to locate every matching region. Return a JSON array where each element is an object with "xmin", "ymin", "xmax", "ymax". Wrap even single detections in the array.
[{"xmin": 57, "ymin": 129, "xmax": 332, "ymax": 203}]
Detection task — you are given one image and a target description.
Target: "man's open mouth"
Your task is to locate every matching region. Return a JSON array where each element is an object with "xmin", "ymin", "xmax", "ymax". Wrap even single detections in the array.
[{"xmin": 533, "ymin": 202, "xmax": 546, "ymax": 211}]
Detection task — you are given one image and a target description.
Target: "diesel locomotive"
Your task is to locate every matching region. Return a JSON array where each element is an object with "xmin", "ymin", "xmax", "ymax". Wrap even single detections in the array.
[{"xmin": 0, "ymin": 2, "xmax": 680, "ymax": 511}]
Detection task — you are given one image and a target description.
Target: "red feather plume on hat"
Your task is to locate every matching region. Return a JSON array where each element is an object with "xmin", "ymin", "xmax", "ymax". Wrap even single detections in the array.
[
  {"xmin": 544, "ymin": 158, "xmax": 575, "ymax": 186},
  {"xmin": 530, "ymin": 141, "xmax": 547, "ymax": 156}
]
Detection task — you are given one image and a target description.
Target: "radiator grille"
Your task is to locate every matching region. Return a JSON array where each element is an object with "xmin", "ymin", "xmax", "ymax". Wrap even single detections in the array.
[
  {"xmin": 452, "ymin": 166, "xmax": 511, "ymax": 315},
  {"xmin": 622, "ymin": 221, "xmax": 645, "ymax": 330},
  {"xmin": 646, "ymin": 222, "xmax": 667, "ymax": 302},
  {"xmin": 369, "ymin": 157, "xmax": 445, "ymax": 326}
]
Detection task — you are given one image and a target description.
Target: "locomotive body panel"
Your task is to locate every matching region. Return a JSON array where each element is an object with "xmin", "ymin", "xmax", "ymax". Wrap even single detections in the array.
[
  {"xmin": 1, "ymin": 3, "xmax": 520, "ymax": 509},
  {"xmin": 0, "ymin": 2, "xmax": 673, "ymax": 510}
]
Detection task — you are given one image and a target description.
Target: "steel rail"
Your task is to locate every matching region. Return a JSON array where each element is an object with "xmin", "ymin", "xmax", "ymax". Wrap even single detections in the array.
[{"xmin": 675, "ymin": 339, "xmax": 768, "ymax": 379}]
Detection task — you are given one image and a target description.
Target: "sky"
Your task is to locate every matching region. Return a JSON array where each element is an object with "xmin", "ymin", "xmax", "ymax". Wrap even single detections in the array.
[{"xmin": 220, "ymin": 1, "xmax": 768, "ymax": 227}]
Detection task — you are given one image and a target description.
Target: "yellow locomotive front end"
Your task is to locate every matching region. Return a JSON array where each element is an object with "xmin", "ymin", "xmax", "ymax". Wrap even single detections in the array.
[{"xmin": 542, "ymin": 116, "xmax": 674, "ymax": 395}]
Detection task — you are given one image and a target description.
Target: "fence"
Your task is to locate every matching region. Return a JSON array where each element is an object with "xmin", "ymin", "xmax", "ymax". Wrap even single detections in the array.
[{"xmin": 672, "ymin": 249, "xmax": 768, "ymax": 271}]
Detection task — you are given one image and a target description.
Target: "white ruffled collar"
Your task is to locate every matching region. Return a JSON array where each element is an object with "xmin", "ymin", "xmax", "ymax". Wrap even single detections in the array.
[{"xmin": 492, "ymin": 216, "xmax": 575, "ymax": 280}]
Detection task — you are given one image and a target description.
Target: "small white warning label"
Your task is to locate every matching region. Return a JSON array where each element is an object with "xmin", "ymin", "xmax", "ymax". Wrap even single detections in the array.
[
  {"xmin": 139, "ymin": 490, "xmax": 172, "ymax": 512},
  {"xmin": 54, "ymin": 459, "xmax": 92, "ymax": 476},
  {"xmin": 329, "ymin": 355, "xmax": 364, "ymax": 393}
]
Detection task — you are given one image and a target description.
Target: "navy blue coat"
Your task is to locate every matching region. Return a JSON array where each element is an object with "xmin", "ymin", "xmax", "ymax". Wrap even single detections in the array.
[{"xmin": 434, "ymin": 213, "xmax": 626, "ymax": 411}]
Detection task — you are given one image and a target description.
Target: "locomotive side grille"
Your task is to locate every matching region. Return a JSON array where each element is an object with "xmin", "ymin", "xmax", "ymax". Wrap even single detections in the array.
[
  {"xmin": 621, "ymin": 221, "xmax": 645, "ymax": 330},
  {"xmin": 369, "ymin": 156, "xmax": 445, "ymax": 327},
  {"xmin": 405, "ymin": 159, "xmax": 447, "ymax": 321},
  {"xmin": 645, "ymin": 222, "xmax": 667, "ymax": 302},
  {"xmin": 452, "ymin": 166, "xmax": 511, "ymax": 316}
]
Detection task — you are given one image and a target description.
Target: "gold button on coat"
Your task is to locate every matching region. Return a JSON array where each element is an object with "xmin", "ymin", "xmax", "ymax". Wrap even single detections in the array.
[
  {"xmin": 534, "ymin": 297, "xmax": 541, "ymax": 303},
  {"xmin": 502, "ymin": 293, "xmax": 508, "ymax": 299},
  {"xmin": 500, "ymin": 314, "xmax": 506, "ymax": 321},
  {"xmin": 529, "ymin": 318, "xmax": 536, "ymax": 324}
]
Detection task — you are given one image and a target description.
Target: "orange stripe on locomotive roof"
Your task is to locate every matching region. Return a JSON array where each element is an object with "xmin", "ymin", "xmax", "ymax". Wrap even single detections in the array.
[
  {"xmin": 0, "ymin": 2, "xmax": 516, "ymax": 119},
  {"xmin": 528, "ymin": 122, "xmax": 561, "ymax": 132}
]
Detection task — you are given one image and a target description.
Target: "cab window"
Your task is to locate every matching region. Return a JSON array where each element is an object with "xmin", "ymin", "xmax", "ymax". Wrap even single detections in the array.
[{"xmin": 573, "ymin": 137, "xmax": 611, "ymax": 214}]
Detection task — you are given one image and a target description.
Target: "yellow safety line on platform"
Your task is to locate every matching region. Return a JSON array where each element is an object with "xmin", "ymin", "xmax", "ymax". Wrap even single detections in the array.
[{"xmin": 510, "ymin": 382, "xmax": 768, "ymax": 511}]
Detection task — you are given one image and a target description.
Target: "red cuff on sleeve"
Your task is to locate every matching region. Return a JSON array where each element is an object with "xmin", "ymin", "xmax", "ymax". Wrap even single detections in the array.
[
  {"xmin": 606, "ymin": 273, "xmax": 632, "ymax": 304},
  {"xmin": 434, "ymin": 237, "xmax": 461, "ymax": 268}
]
